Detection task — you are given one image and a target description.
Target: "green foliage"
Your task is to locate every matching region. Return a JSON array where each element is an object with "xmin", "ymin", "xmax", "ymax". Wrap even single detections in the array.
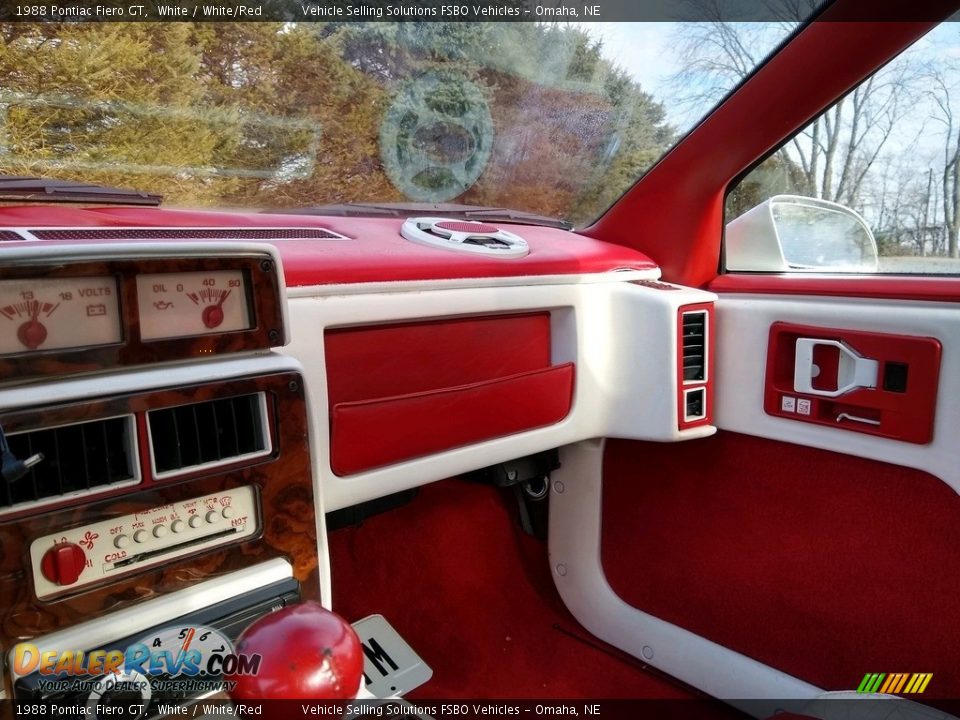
[
  {"xmin": 726, "ymin": 154, "xmax": 808, "ymax": 220},
  {"xmin": 0, "ymin": 21, "xmax": 673, "ymax": 225}
]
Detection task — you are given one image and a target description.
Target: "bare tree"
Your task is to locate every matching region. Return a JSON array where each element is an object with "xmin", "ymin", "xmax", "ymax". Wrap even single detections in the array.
[
  {"xmin": 930, "ymin": 67, "xmax": 960, "ymax": 258},
  {"xmin": 668, "ymin": 6, "xmax": 917, "ymax": 210}
]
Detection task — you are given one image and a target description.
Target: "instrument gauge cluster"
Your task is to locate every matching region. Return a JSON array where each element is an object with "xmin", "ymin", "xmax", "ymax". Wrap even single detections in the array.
[
  {"xmin": 137, "ymin": 270, "xmax": 253, "ymax": 340},
  {"xmin": 0, "ymin": 276, "xmax": 122, "ymax": 354},
  {"xmin": 0, "ymin": 247, "xmax": 285, "ymax": 382}
]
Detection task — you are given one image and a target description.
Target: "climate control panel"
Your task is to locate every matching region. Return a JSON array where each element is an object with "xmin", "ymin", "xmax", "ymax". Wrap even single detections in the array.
[{"xmin": 30, "ymin": 486, "xmax": 259, "ymax": 599}]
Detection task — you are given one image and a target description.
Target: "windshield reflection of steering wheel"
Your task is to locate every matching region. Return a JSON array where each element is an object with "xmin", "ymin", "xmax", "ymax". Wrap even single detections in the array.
[{"xmin": 380, "ymin": 71, "xmax": 493, "ymax": 202}]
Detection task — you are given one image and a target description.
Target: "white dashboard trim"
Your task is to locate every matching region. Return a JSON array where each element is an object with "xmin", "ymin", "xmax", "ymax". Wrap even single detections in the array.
[
  {"xmin": 285, "ymin": 279, "xmax": 717, "ymax": 512},
  {"xmin": 284, "ymin": 268, "xmax": 660, "ymax": 297}
]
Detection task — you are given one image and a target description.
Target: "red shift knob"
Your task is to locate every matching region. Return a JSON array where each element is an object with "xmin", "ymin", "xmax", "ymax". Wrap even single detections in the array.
[{"xmin": 226, "ymin": 601, "xmax": 364, "ymax": 700}]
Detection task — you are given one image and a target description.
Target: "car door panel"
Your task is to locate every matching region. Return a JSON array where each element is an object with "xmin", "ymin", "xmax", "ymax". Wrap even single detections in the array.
[
  {"xmin": 600, "ymin": 432, "xmax": 960, "ymax": 698},
  {"xmin": 587, "ymin": 281, "xmax": 960, "ymax": 700},
  {"xmin": 711, "ymin": 291, "xmax": 960, "ymax": 495}
]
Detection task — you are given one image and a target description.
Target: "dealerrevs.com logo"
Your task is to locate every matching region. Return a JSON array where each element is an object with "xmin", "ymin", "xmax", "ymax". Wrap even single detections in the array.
[{"xmin": 14, "ymin": 624, "xmax": 261, "ymax": 698}]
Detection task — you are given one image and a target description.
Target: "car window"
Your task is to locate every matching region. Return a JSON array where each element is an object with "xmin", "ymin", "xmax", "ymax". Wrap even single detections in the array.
[
  {"xmin": 0, "ymin": 21, "xmax": 801, "ymax": 227},
  {"xmin": 725, "ymin": 22, "xmax": 960, "ymax": 274}
]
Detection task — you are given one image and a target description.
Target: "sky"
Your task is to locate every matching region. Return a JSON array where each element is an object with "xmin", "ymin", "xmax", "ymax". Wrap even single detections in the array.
[
  {"xmin": 564, "ymin": 21, "xmax": 960, "ymax": 234},
  {"xmin": 578, "ymin": 24, "xmax": 681, "ymax": 100},
  {"xmin": 577, "ymin": 22, "xmax": 960, "ymax": 164},
  {"xmin": 574, "ymin": 22, "xmax": 796, "ymax": 131},
  {"xmin": 575, "ymin": 23, "xmax": 686, "ymax": 121}
]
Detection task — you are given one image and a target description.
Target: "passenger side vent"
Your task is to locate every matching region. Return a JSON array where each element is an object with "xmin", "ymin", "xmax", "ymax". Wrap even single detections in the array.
[
  {"xmin": 681, "ymin": 310, "xmax": 707, "ymax": 382},
  {"xmin": 0, "ymin": 416, "xmax": 137, "ymax": 512},
  {"xmin": 684, "ymin": 387, "xmax": 706, "ymax": 422},
  {"xmin": 0, "ymin": 230, "xmax": 28, "ymax": 242},
  {"xmin": 148, "ymin": 393, "xmax": 270, "ymax": 477}
]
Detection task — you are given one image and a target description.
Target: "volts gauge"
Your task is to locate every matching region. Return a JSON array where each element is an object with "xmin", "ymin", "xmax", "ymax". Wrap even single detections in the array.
[
  {"xmin": 0, "ymin": 276, "xmax": 121, "ymax": 355},
  {"xmin": 137, "ymin": 271, "xmax": 252, "ymax": 340}
]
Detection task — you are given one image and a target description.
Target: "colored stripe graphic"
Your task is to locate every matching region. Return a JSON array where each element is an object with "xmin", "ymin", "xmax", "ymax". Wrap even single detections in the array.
[
  {"xmin": 858, "ymin": 673, "xmax": 932, "ymax": 694},
  {"xmin": 879, "ymin": 674, "xmax": 895, "ymax": 693},
  {"xmin": 893, "ymin": 673, "xmax": 909, "ymax": 694},
  {"xmin": 905, "ymin": 674, "xmax": 920, "ymax": 693}
]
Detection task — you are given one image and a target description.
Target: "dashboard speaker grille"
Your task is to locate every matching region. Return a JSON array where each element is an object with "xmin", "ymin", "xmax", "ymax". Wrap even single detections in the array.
[
  {"xmin": 1, "ymin": 416, "xmax": 136, "ymax": 511},
  {"xmin": 149, "ymin": 393, "xmax": 268, "ymax": 476}
]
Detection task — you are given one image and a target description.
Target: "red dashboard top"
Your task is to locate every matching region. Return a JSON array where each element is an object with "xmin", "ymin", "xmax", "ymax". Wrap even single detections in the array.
[{"xmin": 0, "ymin": 205, "xmax": 657, "ymax": 287}]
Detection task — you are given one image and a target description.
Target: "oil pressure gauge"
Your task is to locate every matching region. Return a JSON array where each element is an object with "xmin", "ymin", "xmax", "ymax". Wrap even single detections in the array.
[
  {"xmin": 0, "ymin": 276, "xmax": 121, "ymax": 355},
  {"xmin": 136, "ymin": 270, "xmax": 252, "ymax": 340}
]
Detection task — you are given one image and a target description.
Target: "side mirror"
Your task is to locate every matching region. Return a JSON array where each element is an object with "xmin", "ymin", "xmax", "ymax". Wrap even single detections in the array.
[{"xmin": 725, "ymin": 195, "xmax": 878, "ymax": 272}]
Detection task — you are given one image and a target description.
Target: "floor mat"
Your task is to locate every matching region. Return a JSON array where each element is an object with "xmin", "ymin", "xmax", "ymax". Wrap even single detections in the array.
[{"xmin": 327, "ymin": 478, "xmax": 740, "ymax": 711}]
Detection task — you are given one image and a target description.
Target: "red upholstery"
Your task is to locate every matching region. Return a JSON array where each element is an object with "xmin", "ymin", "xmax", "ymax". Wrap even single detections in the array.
[
  {"xmin": 601, "ymin": 433, "xmax": 960, "ymax": 698},
  {"xmin": 331, "ymin": 363, "xmax": 574, "ymax": 475}
]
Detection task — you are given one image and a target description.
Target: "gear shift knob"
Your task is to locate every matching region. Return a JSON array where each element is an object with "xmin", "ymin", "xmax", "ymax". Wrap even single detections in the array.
[{"xmin": 226, "ymin": 601, "xmax": 364, "ymax": 700}]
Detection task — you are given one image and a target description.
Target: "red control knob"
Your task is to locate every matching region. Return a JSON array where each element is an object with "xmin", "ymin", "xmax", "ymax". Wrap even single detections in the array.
[
  {"xmin": 40, "ymin": 542, "xmax": 87, "ymax": 586},
  {"xmin": 226, "ymin": 601, "xmax": 364, "ymax": 700},
  {"xmin": 17, "ymin": 320, "xmax": 47, "ymax": 350},
  {"xmin": 201, "ymin": 304, "xmax": 224, "ymax": 329}
]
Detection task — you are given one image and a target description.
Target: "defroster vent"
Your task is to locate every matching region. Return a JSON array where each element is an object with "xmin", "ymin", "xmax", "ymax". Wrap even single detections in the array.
[
  {"xmin": 149, "ymin": 393, "xmax": 270, "ymax": 476},
  {"xmin": 681, "ymin": 310, "xmax": 707, "ymax": 382},
  {"xmin": 29, "ymin": 227, "xmax": 345, "ymax": 241},
  {"xmin": 1, "ymin": 416, "xmax": 137, "ymax": 512}
]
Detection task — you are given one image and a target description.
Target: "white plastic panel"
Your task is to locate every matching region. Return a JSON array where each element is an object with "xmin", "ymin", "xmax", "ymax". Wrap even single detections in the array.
[
  {"xmin": 400, "ymin": 217, "xmax": 529, "ymax": 258},
  {"xmin": 283, "ymin": 277, "xmax": 717, "ymax": 511},
  {"xmin": 714, "ymin": 294, "xmax": 960, "ymax": 496},
  {"xmin": 548, "ymin": 439, "xmax": 821, "ymax": 715}
]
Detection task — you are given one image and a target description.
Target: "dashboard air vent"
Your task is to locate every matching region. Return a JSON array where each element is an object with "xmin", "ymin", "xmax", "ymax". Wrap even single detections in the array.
[
  {"xmin": 29, "ymin": 227, "xmax": 346, "ymax": 241},
  {"xmin": 149, "ymin": 393, "xmax": 269, "ymax": 477},
  {"xmin": 681, "ymin": 310, "xmax": 707, "ymax": 382},
  {"xmin": 684, "ymin": 387, "xmax": 706, "ymax": 421},
  {"xmin": 0, "ymin": 416, "xmax": 137, "ymax": 512}
]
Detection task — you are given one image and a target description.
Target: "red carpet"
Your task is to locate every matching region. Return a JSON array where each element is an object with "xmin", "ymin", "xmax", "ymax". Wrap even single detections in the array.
[
  {"xmin": 328, "ymin": 478, "xmax": 742, "ymax": 712},
  {"xmin": 601, "ymin": 433, "xmax": 960, "ymax": 698}
]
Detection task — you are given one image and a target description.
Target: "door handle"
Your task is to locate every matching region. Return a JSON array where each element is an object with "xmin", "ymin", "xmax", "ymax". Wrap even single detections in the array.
[{"xmin": 794, "ymin": 338, "xmax": 878, "ymax": 398}]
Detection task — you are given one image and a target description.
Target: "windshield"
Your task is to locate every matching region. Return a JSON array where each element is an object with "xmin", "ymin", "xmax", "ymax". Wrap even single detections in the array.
[{"xmin": 0, "ymin": 20, "xmax": 801, "ymax": 226}]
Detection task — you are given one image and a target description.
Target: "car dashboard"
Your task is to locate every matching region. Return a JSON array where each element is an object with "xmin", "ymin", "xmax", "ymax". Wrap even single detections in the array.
[{"xmin": 0, "ymin": 204, "xmax": 717, "ymax": 708}]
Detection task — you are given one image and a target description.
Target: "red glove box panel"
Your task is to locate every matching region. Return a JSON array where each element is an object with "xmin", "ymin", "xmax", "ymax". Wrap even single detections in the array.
[
  {"xmin": 765, "ymin": 323, "xmax": 941, "ymax": 444},
  {"xmin": 330, "ymin": 363, "xmax": 575, "ymax": 475},
  {"xmin": 325, "ymin": 313, "xmax": 574, "ymax": 475},
  {"xmin": 325, "ymin": 314, "xmax": 552, "ymax": 408}
]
